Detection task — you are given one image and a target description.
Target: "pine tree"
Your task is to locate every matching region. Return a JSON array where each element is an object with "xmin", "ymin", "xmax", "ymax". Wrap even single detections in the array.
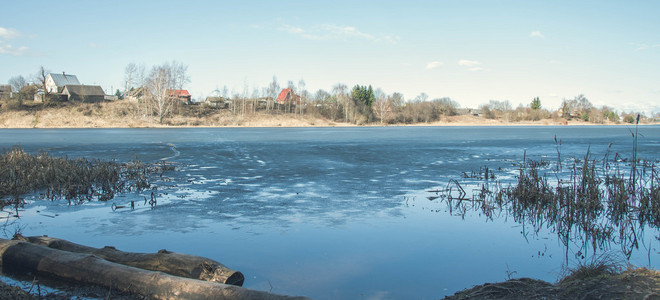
[{"xmin": 531, "ymin": 97, "xmax": 541, "ymax": 110}]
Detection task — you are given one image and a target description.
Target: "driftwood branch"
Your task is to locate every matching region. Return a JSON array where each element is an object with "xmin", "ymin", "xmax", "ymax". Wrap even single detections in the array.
[
  {"xmin": 14, "ymin": 235, "xmax": 243, "ymax": 286},
  {"xmin": 0, "ymin": 239, "xmax": 309, "ymax": 300}
]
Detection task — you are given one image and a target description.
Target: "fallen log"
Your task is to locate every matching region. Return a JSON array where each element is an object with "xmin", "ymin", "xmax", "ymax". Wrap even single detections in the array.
[
  {"xmin": 0, "ymin": 239, "xmax": 309, "ymax": 300},
  {"xmin": 13, "ymin": 234, "xmax": 244, "ymax": 286}
]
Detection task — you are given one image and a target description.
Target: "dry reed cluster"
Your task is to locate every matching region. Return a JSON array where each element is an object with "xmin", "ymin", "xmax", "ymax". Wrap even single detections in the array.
[
  {"xmin": 433, "ymin": 146, "xmax": 659, "ymax": 259},
  {"xmin": 0, "ymin": 147, "xmax": 169, "ymax": 214}
]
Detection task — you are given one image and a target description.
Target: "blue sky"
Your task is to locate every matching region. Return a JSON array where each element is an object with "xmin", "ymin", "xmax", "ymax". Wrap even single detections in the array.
[{"xmin": 1, "ymin": 1, "xmax": 658, "ymax": 114}]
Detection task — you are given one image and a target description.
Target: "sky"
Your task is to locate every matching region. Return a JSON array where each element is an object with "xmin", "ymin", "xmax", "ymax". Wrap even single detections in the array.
[{"xmin": 1, "ymin": 0, "xmax": 659, "ymax": 114}]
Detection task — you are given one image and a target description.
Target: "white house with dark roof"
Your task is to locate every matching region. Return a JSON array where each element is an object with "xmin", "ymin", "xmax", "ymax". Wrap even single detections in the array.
[{"xmin": 45, "ymin": 72, "xmax": 80, "ymax": 93}]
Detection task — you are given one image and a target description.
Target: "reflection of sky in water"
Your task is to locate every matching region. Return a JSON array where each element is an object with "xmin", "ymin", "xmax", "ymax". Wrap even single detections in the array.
[{"xmin": 1, "ymin": 126, "xmax": 659, "ymax": 299}]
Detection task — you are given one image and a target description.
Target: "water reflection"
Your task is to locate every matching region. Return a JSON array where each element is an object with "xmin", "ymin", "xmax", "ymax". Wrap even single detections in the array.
[
  {"xmin": 2, "ymin": 127, "xmax": 660, "ymax": 299},
  {"xmin": 419, "ymin": 148, "xmax": 660, "ymax": 262}
]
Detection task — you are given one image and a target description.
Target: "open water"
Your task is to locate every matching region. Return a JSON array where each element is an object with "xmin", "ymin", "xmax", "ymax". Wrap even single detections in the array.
[{"xmin": 1, "ymin": 126, "xmax": 659, "ymax": 299}]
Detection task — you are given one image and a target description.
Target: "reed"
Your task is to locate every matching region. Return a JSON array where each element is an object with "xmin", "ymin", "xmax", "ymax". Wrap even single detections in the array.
[
  {"xmin": 0, "ymin": 147, "xmax": 167, "ymax": 215},
  {"xmin": 431, "ymin": 140, "xmax": 659, "ymax": 260}
]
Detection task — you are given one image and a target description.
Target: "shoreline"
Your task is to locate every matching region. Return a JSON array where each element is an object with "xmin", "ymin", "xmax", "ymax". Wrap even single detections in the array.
[
  {"xmin": 1, "ymin": 121, "xmax": 656, "ymax": 129},
  {"xmin": 1, "ymin": 101, "xmax": 657, "ymax": 129}
]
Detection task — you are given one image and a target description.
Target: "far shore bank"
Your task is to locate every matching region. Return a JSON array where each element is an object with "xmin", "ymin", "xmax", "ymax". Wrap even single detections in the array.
[{"xmin": 1, "ymin": 101, "xmax": 657, "ymax": 129}]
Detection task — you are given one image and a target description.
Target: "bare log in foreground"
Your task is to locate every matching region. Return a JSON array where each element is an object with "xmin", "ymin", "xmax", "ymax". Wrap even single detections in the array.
[
  {"xmin": 14, "ymin": 235, "xmax": 244, "ymax": 286},
  {"xmin": 0, "ymin": 239, "xmax": 309, "ymax": 300}
]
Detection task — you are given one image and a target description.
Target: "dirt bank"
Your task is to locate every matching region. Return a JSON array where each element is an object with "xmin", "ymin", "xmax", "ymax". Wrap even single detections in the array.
[
  {"xmin": 445, "ymin": 267, "xmax": 660, "ymax": 300},
  {"xmin": 1, "ymin": 100, "xmax": 648, "ymax": 128}
]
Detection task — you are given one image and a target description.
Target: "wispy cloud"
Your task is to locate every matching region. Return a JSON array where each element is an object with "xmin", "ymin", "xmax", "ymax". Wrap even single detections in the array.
[
  {"xmin": 279, "ymin": 24, "xmax": 400, "ymax": 44},
  {"xmin": 89, "ymin": 42, "xmax": 99, "ymax": 48},
  {"xmin": 0, "ymin": 27, "xmax": 20, "ymax": 39},
  {"xmin": 458, "ymin": 59, "xmax": 488, "ymax": 71},
  {"xmin": 425, "ymin": 61, "xmax": 443, "ymax": 69},
  {"xmin": 458, "ymin": 59, "xmax": 480, "ymax": 67},
  {"xmin": 529, "ymin": 30, "xmax": 544, "ymax": 38},
  {"xmin": 0, "ymin": 27, "xmax": 29, "ymax": 56},
  {"xmin": 280, "ymin": 24, "xmax": 305, "ymax": 34},
  {"xmin": 321, "ymin": 24, "xmax": 375, "ymax": 40},
  {"xmin": 0, "ymin": 42, "xmax": 29, "ymax": 56},
  {"xmin": 468, "ymin": 67, "xmax": 486, "ymax": 72},
  {"xmin": 631, "ymin": 42, "xmax": 660, "ymax": 51}
]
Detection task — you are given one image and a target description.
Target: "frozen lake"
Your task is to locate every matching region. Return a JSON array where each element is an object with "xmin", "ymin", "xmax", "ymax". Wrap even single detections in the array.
[{"xmin": 1, "ymin": 126, "xmax": 659, "ymax": 299}]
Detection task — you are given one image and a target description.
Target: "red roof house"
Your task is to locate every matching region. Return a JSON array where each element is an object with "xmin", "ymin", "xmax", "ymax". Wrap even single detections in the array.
[
  {"xmin": 275, "ymin": 88, "xmax": 301, "ymax": 105},
  {"xmin": 168, "ymin": 89, "xmax": 192, "ymax": 104}
]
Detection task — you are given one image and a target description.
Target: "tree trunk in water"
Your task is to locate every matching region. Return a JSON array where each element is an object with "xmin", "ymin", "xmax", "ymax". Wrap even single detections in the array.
[
  {"xmin": 0, "ymin": 239, "xmax": 309, "ymax": 300},
  {"xmin": 13, "ymin": 235, "xmax": 243, "ymax": 286}
]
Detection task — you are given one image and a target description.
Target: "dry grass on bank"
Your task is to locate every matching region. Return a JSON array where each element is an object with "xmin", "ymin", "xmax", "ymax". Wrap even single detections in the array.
[
  {"xmin": 1, "ymin": 100, "xmax": 649, "ymax": 128},
  {"xmin": 445, "ymin": 266, "xmax": 660, "ymax": 300},
  {"xmin": 0, "ymin": 101, "xmax": 344, "ymax": 128}
]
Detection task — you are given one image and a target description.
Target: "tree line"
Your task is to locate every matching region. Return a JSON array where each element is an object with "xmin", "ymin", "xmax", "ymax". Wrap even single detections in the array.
[{"xmin": 2, "ymin": 63, "xmax": 656, "ymax": 125}]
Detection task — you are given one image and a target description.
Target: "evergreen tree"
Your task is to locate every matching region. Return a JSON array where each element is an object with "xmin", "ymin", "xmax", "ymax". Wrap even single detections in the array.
[
  {"xmin": 531, "ymin": 97, "xmax": 541, "ymax": 110},
  {"xmin": 351, "ymin": 84, "xmax": 375, "ymax": 107}
]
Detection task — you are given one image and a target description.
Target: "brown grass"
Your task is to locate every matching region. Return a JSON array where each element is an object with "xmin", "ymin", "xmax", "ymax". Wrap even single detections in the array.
[
  {"xmin": 0, "ymin": 147, "xmax": 162, "ymax": 213},
  {"xmin": 3, "ymin": 100, "xmax": 654, "ymax": 128},
  {"xmin": 445, "ymin": 265, "xmax": 660, "ymax": 300}
]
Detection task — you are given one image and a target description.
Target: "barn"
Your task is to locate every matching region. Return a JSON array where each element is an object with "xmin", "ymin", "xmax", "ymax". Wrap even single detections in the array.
[
  {"xmin": 0, "ymin": 85, "xmax": 11, "ymax": 100},
  {"xmin": 61, "ymin": 85, "xmax": 106, "ymax": 102}
]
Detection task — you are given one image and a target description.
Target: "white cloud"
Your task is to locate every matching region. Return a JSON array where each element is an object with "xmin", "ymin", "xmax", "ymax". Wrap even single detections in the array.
[
  {"xmin": 383, "ymin": 35, "xmax": 401, "ymax": 44},
  {"xmin": 529, "ymin": 30, "xmax": 544, "ymax": 38},
  {"xmin": 279, "ymin": 24, "xmax": 305, "ymax": 34},
  {"xmin": 0, "ymin": 27, "xmax": 29, "ymax": 55},
  {"xmin": 321, "ymin": 24, "xmax": 375, "ymax": 40},
  {"xmin": 631, "ymin": 42, "xmax": 660, "ymax": 51},
  {"xmin": 89, "ymin": 42, "xmax": 98, "ymax": 48},
  {"xmin": 458, "ymin": 59, "xmax": 480, "ymax": 67},
  {"xmin": 0, "ymin": 27, "xmax": 20, "ymax": 39},
  {"xmin": 0, "ymin": 42, "xmax": 29, "ymax": 56},
  {"xmin": 469, "ymin": 67, "xmax": 486, "ymax": 72},
  {"xmin": 279, "ymin": 23, "xmax": 399, "ymax": 44},
  {"xmin": 425, "ymin": 61, "xmax": 443, "ymax": 69}
]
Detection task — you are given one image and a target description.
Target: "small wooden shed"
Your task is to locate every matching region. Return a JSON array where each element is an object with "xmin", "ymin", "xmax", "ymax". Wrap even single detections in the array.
[
  {"xmin": 0, "ymin": 84, "xmax": 11, "ymax": 100},
  {"xmin": 61, "ymin": 85, "xmax": 106, "ymax": 102}
]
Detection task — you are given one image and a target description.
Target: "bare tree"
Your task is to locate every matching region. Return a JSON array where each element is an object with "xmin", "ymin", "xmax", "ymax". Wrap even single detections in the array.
[
  {"xmin": 124, "ymin": 63, "xmax": 138, "ymax": 97},
  {"xmin": 169, "ymin": 61, "xmax": 190, "ymax": 114},
  {"xmin": 251, "ymin": 87, "xmax": 261, "ymax": 114},
  {"xmin": 286, "ymin": 80, "xmax": 296, "ymax": 113},
  {"xmin": 266, "ymin": 76, "xmax": 280, "ymax": 112},
  {"xmin": 297, "ymin": 79, "xmax": 306, "ymax": 117},
  {"xmin": 374, "ymin": 92, "xmax": 392, "ymax": 125},
  {"xmin": 144, "ymin": 62, "xmax": 189, "ymax": 124},
  {"xmin": 221, "ymin": 85, "xmax": 229, "ymax": 99},
  {"xmin": 8, "ymin": 75, "xmax": 26, "ymax": 94},
  {"xmin": 390, "ymin": 92, "xmax": 404, "ymax": 108},
  {"xmin": 332, "ymin": 83, "xmax": 348, "ymax": 122},
  {"xmin": 146, "ymin": 64, "xmax": 173, "ymax": 124},
  {"xmin": 34, "ymin": 66, "xmax": 51, "ymax": 105}
]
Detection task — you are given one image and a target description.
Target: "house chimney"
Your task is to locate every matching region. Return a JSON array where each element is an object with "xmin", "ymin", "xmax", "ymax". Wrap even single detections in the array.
[{"xmin": 63, "ymin": 71, "xmax": 66, "ymax": 76}]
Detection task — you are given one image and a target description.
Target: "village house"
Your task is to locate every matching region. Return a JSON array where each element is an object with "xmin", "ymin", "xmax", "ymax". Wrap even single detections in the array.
[
  {"xmin": 125, "ymin": 86, "xmax": 150, "ymax": 102},
  {"xmin": 45, "ymin": 72, "xmax": 80, "ymax": 93},
  {"xmin": 61, "ymin": 85, "xmax": 106, "ymax": 102},
  {"xmin": 168, "ymin": 89, "xmax": 192, "ymax": 105},
  {"xmin": 275, "ymin": 88, "xmax": 301, "ymax": 105},
  {"xmin": 204, "ymin": 96, "xmax": 228, "ymax": 108},
  {"xmin": 0, "ymin": 85, "xmax": 11, "ymax": 100}
]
